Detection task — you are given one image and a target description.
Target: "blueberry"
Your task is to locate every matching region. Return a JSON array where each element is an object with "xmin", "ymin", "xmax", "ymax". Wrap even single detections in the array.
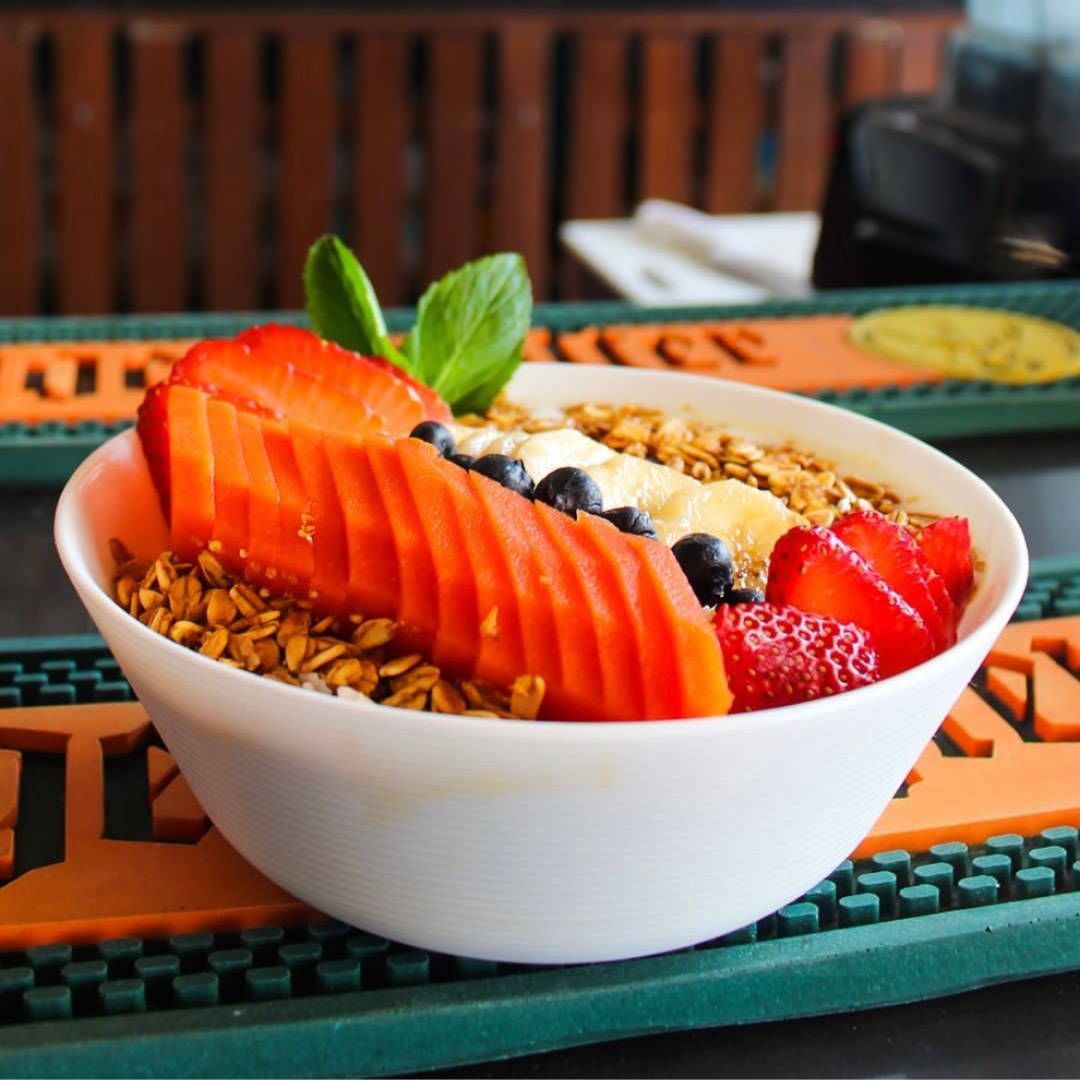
[
  {"xmin": 447, "ymin": 452, "xmax": 476, "ymax": 470},
  {"xmin": 601, "ymin": 506, "xmax": 658, "ymax": 540},
  {"xmin": 410, "ymin": 421, "xmax": 455, "ymax": 457},
  {"xmin": 534, "ymin": 467, "xmax": 604, "ymax": 518},
  {"xmin": 672, "ymin": 532, "xmax": 735, "ymax": 607},
  {"xmin": 470, "ymin": 454, "xmax": 535, "ymax": 499},
  {"xmin": 721, "ymin": 587, "xmax": 765, "ymax": 605}
]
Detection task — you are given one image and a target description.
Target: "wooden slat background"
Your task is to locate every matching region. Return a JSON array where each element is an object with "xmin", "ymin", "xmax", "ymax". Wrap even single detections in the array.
[
  {"xmin": 130, "ymin": 22, "xmax": 188, "ymax": 312},
  {"xmin": 278, "ymin": 31, "xmax": 338, "ymax": 309},
  {"xmin": 0, "ymin": 6, "xmax": 960, "ymax": 314},
  {"xmin": 494, "ymin": 22, "xmax": 552, "ymax": 300},
  {"xmin": 353, "ymin": 33, "xmax": 411, "ymax": 306},
  {"xmin": 705, "ymin": 33, "xmax": 765, "ymax": 214},
  {"xmin": 0, "ymin": 25, "xmax": 39, "ymax": 315},
  {"xmin": 639, "ymin": 34, "xmax": 696, "ymax": 206},
  {"xmin": 845, "ymin": 22, "xmax": 903, "ymax": 107},
  {"xmin": 205, "ymin": 30, "xmax": 261, "ymax": 311},
  {"xmin": 55, "ymin": 23, "xmax": 114, "ymax": 315},
  {"xmin": 425, "ymin": 33, "xmax": 485, "ymax": 285},
  {"xmin": 775, "ymin": 31, "xmax": 832, "ymax": 212}
]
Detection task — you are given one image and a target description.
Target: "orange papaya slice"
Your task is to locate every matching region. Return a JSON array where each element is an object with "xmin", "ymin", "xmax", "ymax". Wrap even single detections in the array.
[
  {"xmin": 289, "ymin": 424, "xmax": 348, "ymax": 608},
  {"xmin": 156, "ymin": 388, "xmax": 731, "ymax": 720},
  {"xmin": 468, "ymin": 471, "xmax": 557, "ymax": 693},
  {"xmin": 205, "ymin": 398, "xmax": 250, "ymax": 567},
  {"xmin": 165, "ymin": 385, "xmax": 216, "ymax": 561},
  {"xmin": 578, "ymin": 513, "xmax": 676, "ymax": 719},
  {"xmin": 261, "ymin": 419, "xmax": 315, "ymax": 593},
  {"xmin": 533, "ymin": 502, "xmax": 638, "ymax": 721},
  {"xmin": 324, "ymin": 436, "xmax": 400, "ymax": 619},
  {"xmin": 365, "ymin": 436, "xmax": 440, "ymax": 652},
  {"xmin": 236, "ymin": 409, "xmax": 281, "ymax": 588},
  {"xmin": 397, "ymin": 440, "xmax": 479, "ymax": 673}
]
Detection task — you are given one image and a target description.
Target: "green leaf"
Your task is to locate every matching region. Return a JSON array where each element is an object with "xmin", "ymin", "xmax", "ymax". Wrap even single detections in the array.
[
  {"xmin": 409, "ymin": 253, "xmax": 532, "ymax": 414},
  {"xmin": 450, "ymin": 353, "xmax": 524, "ymax": 416},
  {"xmin": 303, "ymin": 236, "xmax": 409, "ymax": 370}
]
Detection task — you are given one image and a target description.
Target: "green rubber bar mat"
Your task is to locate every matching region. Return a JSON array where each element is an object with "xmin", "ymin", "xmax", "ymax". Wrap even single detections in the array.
[
  {"xmin": 0, "ymin": 558, "xmax": 1075, "ymax": 1076},
  {"xmin": 2, "ymin": 280, "xmax": 1080, "ymax": 489}
]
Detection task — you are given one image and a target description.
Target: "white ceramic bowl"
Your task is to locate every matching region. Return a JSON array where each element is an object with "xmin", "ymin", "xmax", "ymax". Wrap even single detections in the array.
[{"xmin": 55, "ymin": 364, "xmax": 1027, "ymax": 964}]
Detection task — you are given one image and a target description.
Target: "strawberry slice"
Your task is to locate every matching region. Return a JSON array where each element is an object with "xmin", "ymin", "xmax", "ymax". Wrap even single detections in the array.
[
  {"xmin": 713, "ymin": 602, "xmax": 880, "ymax": 712},
  {"xmin": 832, "ymin": 510, "xmax": 957, "ymax": 652},
  {"xmin": 136, "ymin": 381, "xmax": 171, "ymax": 511},
  {"xmin": 138, "ymin": 326, "xmax": 452, "ymax": 514},
  {"xmin": 173, "ymin": 326, "xmax": 450, "ymax": 437},
  {"xmin": 766, "ymin": 525, "xmax": 936, "ymax": 678},
  {"xmin": 917, "ymin": 517, "xmax": 975, "ymax": 607},
  {"xmin": 235, "ymin": 325, "xmax": 450, "ymax": 423}
]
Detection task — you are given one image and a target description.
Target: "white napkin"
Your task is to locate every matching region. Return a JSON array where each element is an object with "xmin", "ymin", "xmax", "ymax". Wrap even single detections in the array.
[{"xmin": 633, "ymin": 200, "xmax": 818, "ymax": 299}]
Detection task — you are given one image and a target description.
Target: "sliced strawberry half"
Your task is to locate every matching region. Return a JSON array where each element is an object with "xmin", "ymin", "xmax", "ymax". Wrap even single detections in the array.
[
  {"xmin": 917, "ymin": 517, "xmax": 975, "ymax": 608},
  {"xmin": 832, "ymin": 510, "xmax": 957, "ymax": 651},
  {"xmin": 235, "ymin": 325, "xmax": 451, "ymax": 424},
  {"xmin": 172, "ymin": 325, "xmax": 450, "ymax": 437},
  {"xmin": 713, "ymin": 602, "xmax": 880, "ymax": 712},
  {"xmin": 140, "ymin": 326, "xmax": 453, "ymax": 513},
  {"xmin": 136, "ymin": 380, "xmax": 171, "ymax": 511},
  {"xmin": 766, "ymin": 525, "xmax": 936, "ymax": 678}
]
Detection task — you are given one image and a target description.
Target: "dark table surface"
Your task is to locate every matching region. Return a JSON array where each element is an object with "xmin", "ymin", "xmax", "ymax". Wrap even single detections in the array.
[{"xmin": 4, "ymin": 428, "xmax": 1080, "ymax": 1077}]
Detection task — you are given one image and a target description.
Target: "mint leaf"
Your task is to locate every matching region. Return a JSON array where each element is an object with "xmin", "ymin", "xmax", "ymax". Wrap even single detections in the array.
[
  {"xmin": 302, "ymin": 239, "xmax": 532, "ymax": 415},
  {"xmin": 304, "ymin": 236, "xmax": 408, "ymax": 369},
  {"xmin": 450, "ymin": 353, "xmax": 523, "ymax": 416},
  {"xmin": 408, "ymin": 253, "xmax": 531, "ymax": 414}
]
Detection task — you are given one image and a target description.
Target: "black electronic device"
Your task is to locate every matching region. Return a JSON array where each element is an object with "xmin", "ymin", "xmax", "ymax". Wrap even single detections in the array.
[{"xmin": 814, "ymin": 2, "xmax": 1080, "ymax": 288}]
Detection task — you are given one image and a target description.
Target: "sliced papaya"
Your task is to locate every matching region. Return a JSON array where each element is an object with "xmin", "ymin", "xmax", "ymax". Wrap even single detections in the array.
[
  {"xmin": 289, "ymin": 423, "xmax": 348, "ymax": 608},
  {"xmin": 441, "ymin": 466, "xmax": 527, "ymax": 691},
  {"xmin": 261, "ymin": 419, "xmax": 315, "ymax": 593},
  {"xmin": 324, "ymin": 435, "xmax": 400, "ymax": 619},
  {"xmin": 578, "ymin": 514, "xmax": 674, "ymax": 719},
  {"xmin": 154, "ymin": 392, "xmax": 732, "ymax": 720},
  {"xmin": 236, "ymin": 409, "xmax": 281, "ymax": 588},
  {"xmin": 205, "ymin": 398, "xmax": 250, "ymax": 567},
  {"xmin": 468, "ymin": 471, "xmax": 555, "ymax": 692},
  {"xmin": 632, "ymin": 534, "xmax": 733, "ymax": 717},
  {"xmin": 397, "ymin": 440, "xmax": 479, "ymax": 672},
  {"xmin": 365, "ymin": 436, "xmax": 440, "ymax": 652},
  {"xmin": 165, "ymin": 385, "xmax": 216, "ymax": 561},
  {"xmin": 533, "ymin": 502, "xmax": 638, "ymax": 721},
  {"xmin": 497, "ymin": 504, "xmax": 590, "ymax": 720}
]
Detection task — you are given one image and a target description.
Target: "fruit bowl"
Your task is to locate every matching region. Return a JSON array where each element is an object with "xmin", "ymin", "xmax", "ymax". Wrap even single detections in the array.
[{"xmin": 55, "ymin": 364, "xmax": 1027, "ymax": 963}]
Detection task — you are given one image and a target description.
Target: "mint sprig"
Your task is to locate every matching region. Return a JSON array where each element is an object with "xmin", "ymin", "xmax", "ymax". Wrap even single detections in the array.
[
  {"xmin": 304, "ymin": 237, "xmax": 532, "ymax": 415},
  {"xmin": 303, "ymin": 236, "xmax": 406, "ymax": 367}
]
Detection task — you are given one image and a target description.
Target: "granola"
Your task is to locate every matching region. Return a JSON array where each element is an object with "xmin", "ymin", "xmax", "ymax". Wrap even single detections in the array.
[{"xmin": 110, "ymin": 542, "xmax": 545, "ymax": 721}]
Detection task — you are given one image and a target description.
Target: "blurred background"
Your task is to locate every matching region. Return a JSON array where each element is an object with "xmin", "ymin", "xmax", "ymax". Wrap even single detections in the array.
[{"xmin": 0, "ymin": 0, "xmax": 1076, "ymax": 314}]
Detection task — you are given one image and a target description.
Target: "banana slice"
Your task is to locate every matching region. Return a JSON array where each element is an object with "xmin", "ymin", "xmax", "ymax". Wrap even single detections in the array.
[
  {"xmin": 452, "ymin": 426, "xmax": 531, "ymax": 460},
  {"xmin": 516, "ymin": 429, "xmax": 616, "ymax": 481},
  {"xmin": 585, "ymin": 453, "xmax": 699, "ymax": 517},
  {"xmin": 653, "ymin": 480, "xmax": 806, "ymax": 589}
]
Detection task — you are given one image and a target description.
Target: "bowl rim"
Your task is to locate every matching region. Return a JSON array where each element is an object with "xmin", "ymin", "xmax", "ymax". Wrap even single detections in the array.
[{"xmin": 55, "ymin": 363, "xmax": 1029, "ymax": 742}]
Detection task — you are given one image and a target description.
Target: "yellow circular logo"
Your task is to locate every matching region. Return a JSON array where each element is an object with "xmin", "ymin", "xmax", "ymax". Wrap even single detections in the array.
[{"xmin": 849, "ymin": 306, "xmax": 1080, "ymax": 384}]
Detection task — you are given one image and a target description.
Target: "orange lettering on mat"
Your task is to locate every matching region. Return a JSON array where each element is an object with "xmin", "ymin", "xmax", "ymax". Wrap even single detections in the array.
[
  {"xmin": 858, "ymin": 616, "xmax": 1080, "ymax": 856},
  {"xmin": 0, "ymin": 319, "xmax": 946, "ymax": 427},
  {"xmin": 0, "ymin": 702, "xmax": 312, "ymax": 950}
]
